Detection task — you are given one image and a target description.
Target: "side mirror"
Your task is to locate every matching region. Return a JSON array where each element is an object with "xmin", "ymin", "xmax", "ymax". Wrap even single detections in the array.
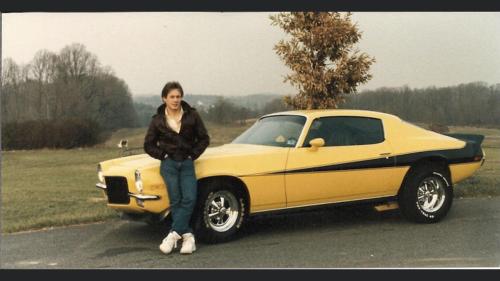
[{"xmin": 308, "ymin": 138, "xmax": 325, "ymax": 151}]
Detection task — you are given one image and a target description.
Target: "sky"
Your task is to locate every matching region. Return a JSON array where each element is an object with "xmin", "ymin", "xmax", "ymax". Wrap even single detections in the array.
[{"xmin": 2, "ymin": 12, "xmax": 500, "ymax": 97}]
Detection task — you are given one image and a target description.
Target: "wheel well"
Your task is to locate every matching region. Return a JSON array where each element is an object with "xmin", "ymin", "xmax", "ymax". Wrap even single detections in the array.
[
  {"xmin": 398, "ymin": 156, "xmax": 451, "ymax": 195},
  {"xmin": 413, "ymin": 156, "xmax": 449, "ymax": 172},
  {"xmin": 197, "ymin": 176, "xmax": 251, "ymax": 213}
]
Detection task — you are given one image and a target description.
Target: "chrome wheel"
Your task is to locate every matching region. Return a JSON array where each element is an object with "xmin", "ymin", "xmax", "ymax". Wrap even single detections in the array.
[
  {"xmin": 205, "ymin": 190, "xmax": 240, "ymax": 232},
  {"xmin": 417, "ymin": 176, "xmax": 446, "ymax": 213}
]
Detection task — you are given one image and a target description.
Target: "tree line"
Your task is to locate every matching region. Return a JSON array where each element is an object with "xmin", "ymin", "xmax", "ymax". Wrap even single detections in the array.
[
  {"xmin": 1, "ymin": 43, "xmax": 139, "ymax": 149},
  {"xmin": 134, "ymin": 96, "xmax": 291, "ymax": 127},
  {"xmin": 198, "ymin": 96, "xmax": 290, "ymax": 125},
  {"xmin": 135, "ymin": 81, "xmax": 500, "ymax": 129},
  {"xmin": 341, "ymin": 82, "xmax": 500, "ymax": 127}
]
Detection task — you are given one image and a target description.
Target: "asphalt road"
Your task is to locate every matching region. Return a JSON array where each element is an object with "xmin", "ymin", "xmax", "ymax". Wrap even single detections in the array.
[{"xmin": 1, "ymin": 197, "xmax": 500, "ymax": 268}]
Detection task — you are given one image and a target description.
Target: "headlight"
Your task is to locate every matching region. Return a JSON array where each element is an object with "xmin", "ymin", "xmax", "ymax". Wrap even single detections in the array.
[
  {"xmin": 97, "ymin": 164, "xmax": 104, "ymax": 183},
  {"xmin": 135, "ymin": 170, "xmax": 143, "ymax": 193}
]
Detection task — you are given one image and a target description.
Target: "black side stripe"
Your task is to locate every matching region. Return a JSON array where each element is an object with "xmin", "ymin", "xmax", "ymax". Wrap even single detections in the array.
[
  {"xmin": 269, "ymin": 157, "xmax": 395, "ymax": 175},
  {"xmin": 395, "ymin": 142, "xmax": 482, "ymax": 166},
  {"xmin": 264, "ymin": 144, "xmax": 482, "ymax": 176}
]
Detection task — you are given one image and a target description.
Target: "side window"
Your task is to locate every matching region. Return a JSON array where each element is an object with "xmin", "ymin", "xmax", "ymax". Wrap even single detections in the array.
[{"xmin": 303, "ymin": 117, "xmax": 384, "ymax": 147}]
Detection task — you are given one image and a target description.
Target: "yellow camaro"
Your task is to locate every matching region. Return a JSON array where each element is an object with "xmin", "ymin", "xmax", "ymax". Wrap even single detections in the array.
[{"xmin": 96, "ymin": 109, "xmax": 485, "ymax": 243}]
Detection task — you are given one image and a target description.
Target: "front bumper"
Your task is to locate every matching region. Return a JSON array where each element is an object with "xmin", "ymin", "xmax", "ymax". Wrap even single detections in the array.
[{"xmin": 95, "ymin": 183, "xmax": 161, "ymax": 201}]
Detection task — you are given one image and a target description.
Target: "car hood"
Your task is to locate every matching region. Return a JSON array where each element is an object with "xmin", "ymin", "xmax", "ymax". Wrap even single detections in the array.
[
  {"xmin": 100, "ymin": 143, "xmax": 289, "ymax": 178},
  {"xmin": 197, "ymin": 143, "xmax": 289, "ymax": 177},
  {"xmin": 201, "ymin": 143, "xmax": 286, "ymax": 159}
]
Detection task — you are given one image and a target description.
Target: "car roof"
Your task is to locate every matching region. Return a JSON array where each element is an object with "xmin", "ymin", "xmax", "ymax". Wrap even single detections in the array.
[{"xmin": 263, "ymin": 109, "xmax": 402, "ymax": 121}]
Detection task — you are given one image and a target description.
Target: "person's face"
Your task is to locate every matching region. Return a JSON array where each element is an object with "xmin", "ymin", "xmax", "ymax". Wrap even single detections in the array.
[{"xmin": 163, "ymin": 89, "xmax": 182, "ymax": 111}]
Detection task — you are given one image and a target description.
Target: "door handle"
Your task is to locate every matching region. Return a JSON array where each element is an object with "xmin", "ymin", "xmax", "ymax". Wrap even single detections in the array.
[{"xmin": 380, "ymin": 152, "xmax": 391, "ymax": 158}]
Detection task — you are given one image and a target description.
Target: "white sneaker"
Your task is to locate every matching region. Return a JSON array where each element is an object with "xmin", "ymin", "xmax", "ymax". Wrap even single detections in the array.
[
  {"xmin": 180, "ymin": 233, "xmax": 196, "ymax": 254},
  {"xmin": 159, "ymin": 231, "xmax": 181, "ymax": 254}
]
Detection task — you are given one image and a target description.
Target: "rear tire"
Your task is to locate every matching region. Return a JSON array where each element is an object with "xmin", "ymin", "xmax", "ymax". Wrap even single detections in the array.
[
  {"xmin": 193, "ymin": 180, "xmax": 246, "ymax": 244},
  {"xmin": 398, "ymin": 164, "xmax": 453, "ymax": 223}
]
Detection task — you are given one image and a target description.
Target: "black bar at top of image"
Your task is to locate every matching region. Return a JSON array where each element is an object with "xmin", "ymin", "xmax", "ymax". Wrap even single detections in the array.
[{"xmin": 1, "ymin": 0, "xmax": 500, "ymax": 13}]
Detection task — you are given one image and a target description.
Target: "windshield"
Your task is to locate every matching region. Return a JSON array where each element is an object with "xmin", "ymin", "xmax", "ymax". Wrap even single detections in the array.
[{"xmin": 232, "ymin": 115, "xmax": 306, "ymax": 147}]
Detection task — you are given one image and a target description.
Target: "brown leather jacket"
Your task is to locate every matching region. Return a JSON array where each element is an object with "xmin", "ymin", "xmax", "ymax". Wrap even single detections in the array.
[{"xmin": 144, "ymin": 101, "xmax": 210, "ymax": 161}]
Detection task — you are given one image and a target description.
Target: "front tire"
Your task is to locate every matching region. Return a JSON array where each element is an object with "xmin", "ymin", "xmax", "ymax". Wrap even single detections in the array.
[
  {"xmin": 398, "ymin": 165, "xmax": 453, "ymax": 223},
  {"xmin": 193, "ymin": 181, "xmax": 246, "ymax": 244}
]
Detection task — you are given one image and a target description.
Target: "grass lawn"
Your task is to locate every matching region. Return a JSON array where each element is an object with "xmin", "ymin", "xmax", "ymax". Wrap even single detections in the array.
[
  {"xmin": 1, "ymin": 122, "xmax": 498, "ymax": 233},
  {"xmin": 1, "ymin": 148, "xmax": 120, "ymax": 233}
]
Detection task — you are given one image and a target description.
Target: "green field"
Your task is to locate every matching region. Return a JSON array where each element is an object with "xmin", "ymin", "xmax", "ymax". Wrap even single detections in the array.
[
  {"xmin": 1, "ymin": 148, "xmax": 120, "ymax": 233},
  {"xmin": 1, "ymin": 123, "xmax": 499, "ymax": 233}
]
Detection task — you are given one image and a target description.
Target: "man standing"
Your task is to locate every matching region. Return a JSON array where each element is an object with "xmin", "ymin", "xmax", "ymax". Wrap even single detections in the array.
[{"xmin": 144, "ymin": 81, "xmax": 210, "ymax": 254}]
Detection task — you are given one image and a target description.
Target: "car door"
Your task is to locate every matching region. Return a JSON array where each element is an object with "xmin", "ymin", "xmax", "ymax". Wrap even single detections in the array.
[
  {"xmin": 285, "ymin": 116, "xmax": 403, "ymax": 207},
  {"xmin": 230, "ymin": 114, "xmax": 307, "ymax": 212}
]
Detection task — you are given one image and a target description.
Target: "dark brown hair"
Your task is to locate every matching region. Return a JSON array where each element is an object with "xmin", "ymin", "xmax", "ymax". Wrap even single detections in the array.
[{"xmin": 161, "ymin": 81, "xmax": 184, "ymax": 98}]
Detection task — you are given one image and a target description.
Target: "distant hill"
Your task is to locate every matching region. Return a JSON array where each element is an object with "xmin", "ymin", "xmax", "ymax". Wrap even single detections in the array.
[{"xmin": 134, "ymin": 93, "xmax": 285, "ymax": 112}]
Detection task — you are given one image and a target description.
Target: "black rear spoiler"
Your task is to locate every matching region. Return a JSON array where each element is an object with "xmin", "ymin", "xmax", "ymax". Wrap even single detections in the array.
[
  {"xmin": 444, "ymin": 133, "xmax": 484, "ymax": 146},
  {"xmin": 445, "ymin": 133, "xmax": 484, "ymax": 158}
]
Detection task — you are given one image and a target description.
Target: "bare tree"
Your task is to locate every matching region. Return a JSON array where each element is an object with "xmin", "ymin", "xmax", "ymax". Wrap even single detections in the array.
[
  {"xmin": 57, "ymin": 43, "xmax": 99, "ymax": 82},
  {"xmin": 31, "ymin": 49, "xmax": 57, "ymax": 84},
  {"xmin": 2, "ymin": 58, "xmax": 21, "ymax": 86},
  {"xmin": 1, "ymin": 58, "xmax": 22, "ymax": 121},
  {"xmin": 31, "ymin": 50, "xmax": 59, "ymax": 119}
]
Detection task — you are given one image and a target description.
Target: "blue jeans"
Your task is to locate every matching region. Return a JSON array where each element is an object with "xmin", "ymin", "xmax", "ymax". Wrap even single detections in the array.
[{"xmin": 160, "ymin": 158, "xmax": 197, "ymax": 235}]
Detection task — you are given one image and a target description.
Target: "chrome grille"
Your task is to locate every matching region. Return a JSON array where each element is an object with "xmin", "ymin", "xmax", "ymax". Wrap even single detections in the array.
[{"xmin": 104, "ymin": 176, "xmax": 130, "ymax": 204}]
